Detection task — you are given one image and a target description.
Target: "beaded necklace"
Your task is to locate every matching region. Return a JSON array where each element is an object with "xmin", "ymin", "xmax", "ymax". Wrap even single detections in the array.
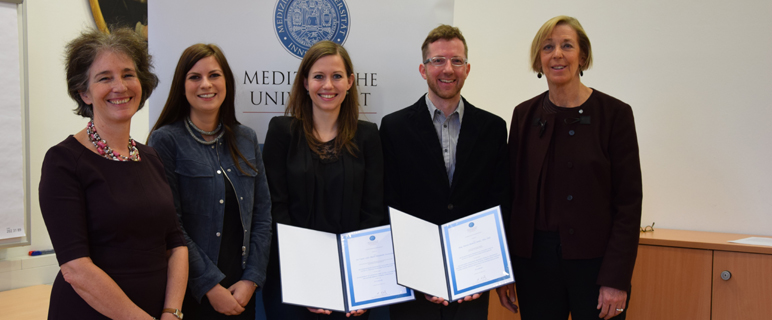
[
  {"xmin": 184, "ymin": 117, "xmax": 224, "ymax": 145},
  {"xmin": 86, "ymin": 120, "xmax": 140, "ymax": 161}
]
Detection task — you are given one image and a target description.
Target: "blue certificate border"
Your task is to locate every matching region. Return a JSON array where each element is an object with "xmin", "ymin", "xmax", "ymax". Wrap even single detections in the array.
[
  {"xmin": 341, "ymin": 226, "xmax": 413, "ymax": 307},
  {"xmin": 442, "ymin": 207, "xmax": 511, "ymax": 296}
]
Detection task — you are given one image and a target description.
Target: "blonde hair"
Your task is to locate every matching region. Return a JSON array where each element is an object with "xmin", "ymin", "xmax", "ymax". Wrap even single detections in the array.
[{"xmin": 530, "ymin": 16, "xmax": 592, "ymax": 73}]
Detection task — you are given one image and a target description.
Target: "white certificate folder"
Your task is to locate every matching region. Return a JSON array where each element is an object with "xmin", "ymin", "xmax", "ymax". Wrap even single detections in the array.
[
  {"xmin": 276, "ymin": 224, "xmax": 415, "ymax": 312},
  {"xmin": 389, "ymin": 206, "xmax": 514, "ymax": 301}
]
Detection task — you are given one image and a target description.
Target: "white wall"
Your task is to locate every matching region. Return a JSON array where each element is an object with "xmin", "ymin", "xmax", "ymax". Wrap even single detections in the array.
[
  {"xmin": 3, "ymin": 0, "xmax": 772, "ymax": 291},
  {"xmin": 454, "ymin": 0, "xmax": 772, "ymax": 236}
]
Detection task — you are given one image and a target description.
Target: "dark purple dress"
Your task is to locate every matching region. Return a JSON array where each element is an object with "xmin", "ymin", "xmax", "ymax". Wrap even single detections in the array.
[{"xmin": 39, "ymin": 136, "xmax": 186, "ymax": 319}]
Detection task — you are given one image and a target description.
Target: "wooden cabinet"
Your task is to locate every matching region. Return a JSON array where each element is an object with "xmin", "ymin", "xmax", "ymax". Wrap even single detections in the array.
[
  {"xmin": 628, "ymin": 245, "xmax": 712, "ymax": 319},
  {"xmin": 711, "ymin": 251, "xmax": 772, "ymax": 319},
  {"xmin": 487, "ymin": 229, "xmax": 772, "ymax": 320},
  {"xmin": 629, "ymin": 229, "xmax": 772, "ymax": 320}
]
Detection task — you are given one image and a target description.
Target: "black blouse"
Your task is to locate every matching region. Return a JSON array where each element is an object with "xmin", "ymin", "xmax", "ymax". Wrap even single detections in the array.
[
  {"xmin": 311, "ymin": 139, "xmax": 346, "ymax": 233},
  {"xmin": 262, "ymin": 116, "xmax": 385, "ymax": 234}
]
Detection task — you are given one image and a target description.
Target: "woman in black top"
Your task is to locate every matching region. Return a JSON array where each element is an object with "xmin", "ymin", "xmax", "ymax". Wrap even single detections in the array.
[{"xmin": 262, "ymin": 40, "xmax": 384, "ymax": 319}]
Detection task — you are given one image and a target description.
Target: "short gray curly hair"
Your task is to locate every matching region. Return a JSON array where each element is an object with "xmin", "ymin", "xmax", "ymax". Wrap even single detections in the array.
[{"xmin": 65, "ymin": 28, "xmax": 158, "ymax": 118}]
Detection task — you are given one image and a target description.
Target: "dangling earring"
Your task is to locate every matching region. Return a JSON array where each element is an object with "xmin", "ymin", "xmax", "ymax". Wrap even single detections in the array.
[
  {"xmin": 537, "ymin": 73, "xmax": 542, "ymax": 79},
  {"xmin": 346, "ymin": 90, "xmax": 349, "ymax": 95},
  {"xmin": 580, "ymin": 70, "xmax": 584, "ymax": 77}
]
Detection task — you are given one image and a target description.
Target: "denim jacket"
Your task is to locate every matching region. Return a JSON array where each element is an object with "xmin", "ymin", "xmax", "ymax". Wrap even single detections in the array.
[{"xmin": 149, "ymin": 120, "xmax": 272, "ymax": 302}]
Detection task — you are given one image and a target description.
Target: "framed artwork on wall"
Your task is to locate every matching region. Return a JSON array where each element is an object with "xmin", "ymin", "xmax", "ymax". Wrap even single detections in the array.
[{"xmin": 88, "ymin": 0, "xmax": 147, "ymax": 39}]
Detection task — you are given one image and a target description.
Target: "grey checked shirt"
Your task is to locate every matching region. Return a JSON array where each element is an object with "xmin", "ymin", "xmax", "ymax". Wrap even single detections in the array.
[{"xmin": 426, "ymin": 95, "xmax": 464, "ymax": 185}]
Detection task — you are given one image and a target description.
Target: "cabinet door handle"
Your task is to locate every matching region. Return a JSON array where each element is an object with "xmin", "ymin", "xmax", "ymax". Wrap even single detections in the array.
[{"xmin": 720, "ymin": 270, "xmax": 732, "ymax": 281}]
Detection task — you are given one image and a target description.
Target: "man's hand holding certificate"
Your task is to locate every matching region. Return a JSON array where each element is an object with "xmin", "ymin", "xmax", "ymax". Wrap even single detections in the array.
[{"xmin": 389, "ymin": 206, "xmax": 514, "ymax": 302}]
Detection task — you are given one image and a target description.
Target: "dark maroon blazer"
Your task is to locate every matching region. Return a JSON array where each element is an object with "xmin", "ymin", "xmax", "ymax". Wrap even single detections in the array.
[{"xmin": 507, "ymin": 89, "xmax": 642, "ymax": 291}]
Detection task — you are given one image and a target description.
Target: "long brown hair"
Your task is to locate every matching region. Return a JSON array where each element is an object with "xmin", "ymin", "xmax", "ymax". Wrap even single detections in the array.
[
  {"xmin": 149, "ymin": 43, "xmax": 256, "ymax": 174},
  {"xmin": 286, "ymin": 40, "xmax": 359, "ymax": 156}
]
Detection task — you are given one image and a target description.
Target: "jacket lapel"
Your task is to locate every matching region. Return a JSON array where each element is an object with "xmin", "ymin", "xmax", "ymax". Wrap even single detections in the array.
[
  {"xmin": 409, "ymin": 96, "xmax": 451, "ymax": 187},
  {"xmin": 525, "ymin": 95, "xmax": 554, "ymax": 190},
  {"xmin": 340, "ymin": 152, "xmax": 354, "ymax": 226},
  {"xmin": 300, "ymin": 134, "xmax": 316, "ymax": 226},
  {"xmin": 451, "ymin": 99, "xmax": 478, "ymax": 192}
]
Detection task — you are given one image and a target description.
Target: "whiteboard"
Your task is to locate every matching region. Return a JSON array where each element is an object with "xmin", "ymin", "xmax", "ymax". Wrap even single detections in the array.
[{"xmin": 0, "ymin": 0, "xmax": 29, "ymax": 248}]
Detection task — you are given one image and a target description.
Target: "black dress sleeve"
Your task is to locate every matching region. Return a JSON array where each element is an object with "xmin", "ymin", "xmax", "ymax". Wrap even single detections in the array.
[
  {"xmin": 597, "ymin": 102, "xmax": 643, "ymax": 290},
  {"xmin": 262, "ymin": 117, "xmax": 294, "ymax": 226},
  {"xmin": 39, "ymin": 141, "xmax": 90, "ymax": 266},
  {"xmin": 356, "ymin": 121, "xmax": 385, "ymax": 228}
]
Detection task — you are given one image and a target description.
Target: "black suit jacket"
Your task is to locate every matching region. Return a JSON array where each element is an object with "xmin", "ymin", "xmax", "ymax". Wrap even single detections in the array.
[{"xmin": 380, "ymin": 95, "xmax": 509, "ymax": 225}]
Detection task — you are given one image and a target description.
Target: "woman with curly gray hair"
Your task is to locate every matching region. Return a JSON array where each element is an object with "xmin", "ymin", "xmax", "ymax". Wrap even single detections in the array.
[{"xmin": 39, "ymin": 28, "xmax": 188, "ymax": 320}]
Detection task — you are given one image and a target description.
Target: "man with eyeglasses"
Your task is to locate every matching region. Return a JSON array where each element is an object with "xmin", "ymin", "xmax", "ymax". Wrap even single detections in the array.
[{"xmin": 380, "ymin": 25, "xmax": 510, "ymax": 320}]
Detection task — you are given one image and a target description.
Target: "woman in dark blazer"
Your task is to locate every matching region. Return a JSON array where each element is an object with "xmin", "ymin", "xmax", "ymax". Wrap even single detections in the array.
[
  {"xmin": 261, "ymin": 40, "xmax": 383, "ymax": 319},
  {"xmin": 499, "ymin": 15, "xmax": 642, "ymax": 320}
]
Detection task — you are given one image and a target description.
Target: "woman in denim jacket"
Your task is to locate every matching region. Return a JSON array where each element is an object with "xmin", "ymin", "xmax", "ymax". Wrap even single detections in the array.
[{"xmin": 148, "ymin": 44, "xmax": 271, "ymax": 319}]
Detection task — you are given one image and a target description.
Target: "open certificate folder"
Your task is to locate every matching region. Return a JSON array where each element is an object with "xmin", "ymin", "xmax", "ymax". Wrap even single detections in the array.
[
  {"xmin": 389, "ymin": 206, "xmax": 514, "ymax": 302},
  {"xmin": 276, "ymin": 224, "xmax": 415, "ymax": 312}
]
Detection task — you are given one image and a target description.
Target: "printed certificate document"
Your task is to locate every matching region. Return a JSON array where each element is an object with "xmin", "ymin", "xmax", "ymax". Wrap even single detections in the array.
[
  {"xmin": 389, "ymin": 206, "xmax": 514, "ymax": 301},
  {"xmin": 277, "ymin": 224, "xmax": 415, "ymax": 312}
]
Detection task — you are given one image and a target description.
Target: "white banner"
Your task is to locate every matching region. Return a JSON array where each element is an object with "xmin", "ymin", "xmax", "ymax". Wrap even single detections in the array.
[{"xmin": 149, "ymin": 0, "xmax": 454, "ymax": 142}]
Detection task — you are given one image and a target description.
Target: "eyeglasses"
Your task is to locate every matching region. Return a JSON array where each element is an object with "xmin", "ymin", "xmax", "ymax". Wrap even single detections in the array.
[
  {"xmin": 640, "ymin": 222, "xmax": 655, "ymax": 232},
  {"xmin": 423, "ymin": 56, "xmax": 468, "ymax": 67}
]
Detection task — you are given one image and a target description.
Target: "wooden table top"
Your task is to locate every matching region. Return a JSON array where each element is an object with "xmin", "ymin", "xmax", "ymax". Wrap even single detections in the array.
[
  {"xmin": 639, "ymin": 228, "xmax": 772, "ymax": 255},
  {"xmin": 0, "ymin": 284, "xmax": 52, "ymax": 320}
]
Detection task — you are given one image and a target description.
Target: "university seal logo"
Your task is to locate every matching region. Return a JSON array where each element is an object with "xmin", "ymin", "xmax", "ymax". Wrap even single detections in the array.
[{"xmin": 274, "ymin": 0, "xmax": 351, "ymax": 59}]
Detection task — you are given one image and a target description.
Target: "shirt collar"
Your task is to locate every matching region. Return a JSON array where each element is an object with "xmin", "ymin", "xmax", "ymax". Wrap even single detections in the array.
[{"xmin": 426, "ymin": 94, "xmax": 465, "ymax": 122}]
